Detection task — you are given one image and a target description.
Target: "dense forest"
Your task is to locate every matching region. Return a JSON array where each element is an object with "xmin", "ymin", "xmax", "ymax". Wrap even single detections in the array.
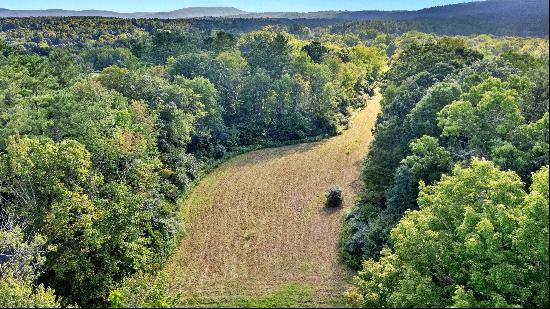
[
  {"xmin": 340, "ymin": 38, "xmax": 549, "ymax": 307},
  {"xmin": 1, "ymin": 16, "xmax": 386, "ymax": 307},
  {"xmin": 0, "ymin": 4, "xmax": 549, "ymax": 308}
]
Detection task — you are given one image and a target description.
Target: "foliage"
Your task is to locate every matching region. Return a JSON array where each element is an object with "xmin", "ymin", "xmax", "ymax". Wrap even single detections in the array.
[
  {"xmin": 81, "ymin": 46, "xmax": 140, "ymax": 71},
  {"xmin": 346, "ymin": 160, "xmax": 549, "ymax": 308},
  {"xmin": 340, "ymin": 39, "xmax": 549, "ymax": 268},
  {"xmin": 325, "ymin": 186, "xmax": 344, "ymax": 208},
  {"xmin": 0, "ymin": 136, "xmax": 151, "ymax": 306},
  {"xmin": 0, "ymin": 13, "xmax": 548, "ymax": 308},
  {"xmin": 303, "ymin": 41, "xmax": 328, "ymax": 64},
  {"xmin": 0, "ymin": 276, "xmax": 62, "ymax": 308},
  {"xmin": 0, "ymin": 20, "xmax": 385, "ymax": 306},
  {"xmin": 108, "ymin": 272, "xmax": 178, "ymax": 308},
  {"xmin": 340, "ymin": 40, "xmax": 484, "ymax": 265},
  {"xmin": 0, "ymin": 228, "xmax": 63, "ymax": 308}
]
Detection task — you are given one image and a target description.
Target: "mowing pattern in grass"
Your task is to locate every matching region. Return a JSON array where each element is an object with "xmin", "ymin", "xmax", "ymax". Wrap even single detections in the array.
[{"xmin": 164, "ymin": 93, "xmax": 381, "ymax": 307}]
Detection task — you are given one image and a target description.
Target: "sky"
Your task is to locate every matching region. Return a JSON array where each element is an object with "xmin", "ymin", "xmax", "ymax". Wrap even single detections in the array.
[{"xmin": 0, "ymin": 0, "xmax": 478, "ymax": 13}]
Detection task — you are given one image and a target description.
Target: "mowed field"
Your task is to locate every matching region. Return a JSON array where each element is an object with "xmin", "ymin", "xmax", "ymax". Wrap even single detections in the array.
[{"xmin": 164, "ymin": 93, "xmax": 381, "ymax": 307}]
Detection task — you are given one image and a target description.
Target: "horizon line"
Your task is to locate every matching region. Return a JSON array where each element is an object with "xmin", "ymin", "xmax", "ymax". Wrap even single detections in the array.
[{"xmin": 0, "ymin": 2, "xmax": 484, "ymax": 15}]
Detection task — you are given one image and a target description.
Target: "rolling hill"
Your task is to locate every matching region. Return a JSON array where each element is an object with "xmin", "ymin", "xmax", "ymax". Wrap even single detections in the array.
[
  {"xmin": 1, "ymin": 0, "xmax": 547, "ymax": 37},
  {"xmin": 1, "ymin": 0, "xmax": 547, "ymax": 21},
  {"xmin": 0, "ymin": 7, "xmax": 246, "ymax": 18}
]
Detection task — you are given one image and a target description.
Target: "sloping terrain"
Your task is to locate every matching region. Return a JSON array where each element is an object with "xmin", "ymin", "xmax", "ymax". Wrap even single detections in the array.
[
  {"xmin": 0, "ymin": 7, "xmax": 246, "ymax": 18},
  {"xmin": 163, "ymin": 93, "xmax": 381, "ymax": 307},
  {"xmin": 2, "ymin": 0, "xmax": 547, "ymax": 37},
  {"xmin": 2, "ymin": 0, "xmax": 547, "ymax": 22}
]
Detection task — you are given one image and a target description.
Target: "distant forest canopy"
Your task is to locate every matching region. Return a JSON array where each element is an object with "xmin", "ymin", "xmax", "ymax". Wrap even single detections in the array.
[
  {"xmin": 0, "ymin": 16, "xmax": 548, "ymax": 60},
  {"xmin": 0, "ymin": 0, "xmax": 549, "ymax": 37}
]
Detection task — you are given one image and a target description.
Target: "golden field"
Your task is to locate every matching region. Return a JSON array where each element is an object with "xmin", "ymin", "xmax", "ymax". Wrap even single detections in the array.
[{"xmin": 164, "ymin": 93, "xmax": 381, "ymax": 307}]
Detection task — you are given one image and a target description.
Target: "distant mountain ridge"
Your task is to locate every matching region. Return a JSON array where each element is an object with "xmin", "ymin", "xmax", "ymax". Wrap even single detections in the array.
[
  {"xmin": 233, "ymin": 0, "xmax": 548, "ymax": 21},
  {"xmin": 0, "ymin": 0, "xmax": 548, "ymax": 25},
  {"xmin": 0, "ymin": 7, "xmax": 247, "ymax": 18}
]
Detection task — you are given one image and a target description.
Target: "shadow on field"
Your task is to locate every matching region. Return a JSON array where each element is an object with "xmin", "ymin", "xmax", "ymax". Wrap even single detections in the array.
[
  {"xmin": 231, "ymin": 140, "xmax": 327, "ymax": 168},
  {"xmin": 320, "ymin": 205, "xmax": 343, "ymax": 216}
]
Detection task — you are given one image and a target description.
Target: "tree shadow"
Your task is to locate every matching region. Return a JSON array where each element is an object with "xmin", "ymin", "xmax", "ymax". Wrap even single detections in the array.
[
  {"xmin": 231, "ymin": 139, "xmax": 327, "ymax": 168},
  {"xmin": 320, "ymin": 205, "xmax": 343, "ymax": 216}
]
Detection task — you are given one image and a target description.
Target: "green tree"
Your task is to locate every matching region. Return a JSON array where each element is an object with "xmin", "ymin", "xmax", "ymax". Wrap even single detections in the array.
[
  {"xmin": 405, "ymin": 82, "xmax": 462, "ymax": 139},
  {"xmin": 439, "ymin": 77, "xmax": 525, "ymax": 157},
  {"xmin": 346, "ymin": 160, "xmax": 549, "ymax": 308},
  {"xmin": 81, "ymin": 46, "xmax": 140, "ymax": 71},
  {"xmin": 205, "ymin": 31, "xmax": 237, "ymax": 54},
  {"xmin": 0, "ymin": 226, "xmax": 62, "ymax": 308},
  {"xmin": 402, "ymin": 135, "xmax": 453, "ymax": 184},
  {"xmin": 108, "ymin": 271, "xmax": 178, "ymax": 308},
  {"xmin": 302, "ymin": 41, "xmax": 328, "ymax": 64},
  {"xmin": 0, "ymin": 136, "xmax": 151, "ymax": 306},
  {"xmin": 0, "ymin": 276, "xmax": 61, "ymax": 308},
  {"xmin": 145, "ymin": 30, "xmax": 198, "ymax": 65},
  {"xmin": 245, "ymin": 32, "xmax": 292, "ymax": 78},
  {"xmin": 235, "ymin": 69, "xmax": 276, "ymax": 144}
]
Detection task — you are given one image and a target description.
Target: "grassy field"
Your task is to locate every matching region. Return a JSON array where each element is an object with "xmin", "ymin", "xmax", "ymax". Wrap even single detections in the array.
[{"xmin": 164, "ymin": 93, "xmax": 381, "ymax": 307}]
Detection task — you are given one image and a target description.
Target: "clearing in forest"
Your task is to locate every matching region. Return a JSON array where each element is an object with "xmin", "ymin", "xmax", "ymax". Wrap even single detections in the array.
[{"xmin": 164, "ymin": 93, "xmax": 381, "ymax": 307}]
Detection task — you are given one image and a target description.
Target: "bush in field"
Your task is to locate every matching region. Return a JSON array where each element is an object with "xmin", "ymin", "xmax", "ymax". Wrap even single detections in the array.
[{"xmin": 325, "ymin": 186, "xmax": 344, "ymax": 208}]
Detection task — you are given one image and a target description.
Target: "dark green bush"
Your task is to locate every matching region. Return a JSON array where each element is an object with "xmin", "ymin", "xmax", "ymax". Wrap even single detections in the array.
[{"xmin": 325, "ymin": 186, "xmax": 344, "ymax": 208}]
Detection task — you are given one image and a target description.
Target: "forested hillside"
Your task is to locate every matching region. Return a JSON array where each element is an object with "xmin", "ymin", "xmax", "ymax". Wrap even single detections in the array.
[
  {"xmin": 2, "ymin": 0, "xmax": 548, "ymax": 36},
  {"xmin": 0, "ymin": 2, "xmax": 549, "ymax": 308},
  {"xmin": 0, "ymin": 7, "xmax": 247, "ymax": 19},
  {"xmin": 340, "ymin": 37, "xmax": 549, "ymax": 308},
  {"xmin": 0, "ymin": 18, "xmax": 385, "ymax": 307}
]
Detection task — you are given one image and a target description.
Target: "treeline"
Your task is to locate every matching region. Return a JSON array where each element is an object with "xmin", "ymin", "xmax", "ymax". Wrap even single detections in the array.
[
  {"xmin": 0, "ymin": 25, "xmax": 385, "ymax": 307},
  {"xmin": 323, "ymin": 26, "xmax": 549, "ymax": 57},
  {"xmin": 2, "ymin": 17, "xmax": 548, "ymax": 65},
  {"xmin": 2, "ymin": 0, "xmax": 549, "ymax": 40},
  {"xmin": 341, "ymin": 38, "xmax": 549, "ymax": 307}
]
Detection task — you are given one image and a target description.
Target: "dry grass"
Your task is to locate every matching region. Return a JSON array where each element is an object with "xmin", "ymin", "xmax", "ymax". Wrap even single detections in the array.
[{"xmin": 164, "ymin": 93, "xmax": 381, "ymax": 307}]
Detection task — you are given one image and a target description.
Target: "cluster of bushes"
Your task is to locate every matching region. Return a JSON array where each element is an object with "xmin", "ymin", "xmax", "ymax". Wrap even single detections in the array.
[{"xmin": 341, "ymin": 37, "xmax": 549, "ymax": 307}]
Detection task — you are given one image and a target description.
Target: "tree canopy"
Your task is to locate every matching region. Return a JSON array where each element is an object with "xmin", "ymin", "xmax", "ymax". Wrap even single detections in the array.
[{"xmin": 346, "ymin": 160, "xmax": 549, "ymax": 308}]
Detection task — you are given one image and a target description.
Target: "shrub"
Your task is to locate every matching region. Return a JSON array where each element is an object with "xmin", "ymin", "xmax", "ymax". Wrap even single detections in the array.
[
  {"xmin": 325, "ymin": 186, "xmax": 344, "ymax": 208},
  {"xmin": 108, "ymin": 271, "xmax": 179, "ymax": 308}
]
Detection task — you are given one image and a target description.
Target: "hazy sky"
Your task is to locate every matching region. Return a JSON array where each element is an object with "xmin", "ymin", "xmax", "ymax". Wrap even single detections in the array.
[{"xmin": 0, "ymin": 0, "xmax": 478, "ymax": 13}]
